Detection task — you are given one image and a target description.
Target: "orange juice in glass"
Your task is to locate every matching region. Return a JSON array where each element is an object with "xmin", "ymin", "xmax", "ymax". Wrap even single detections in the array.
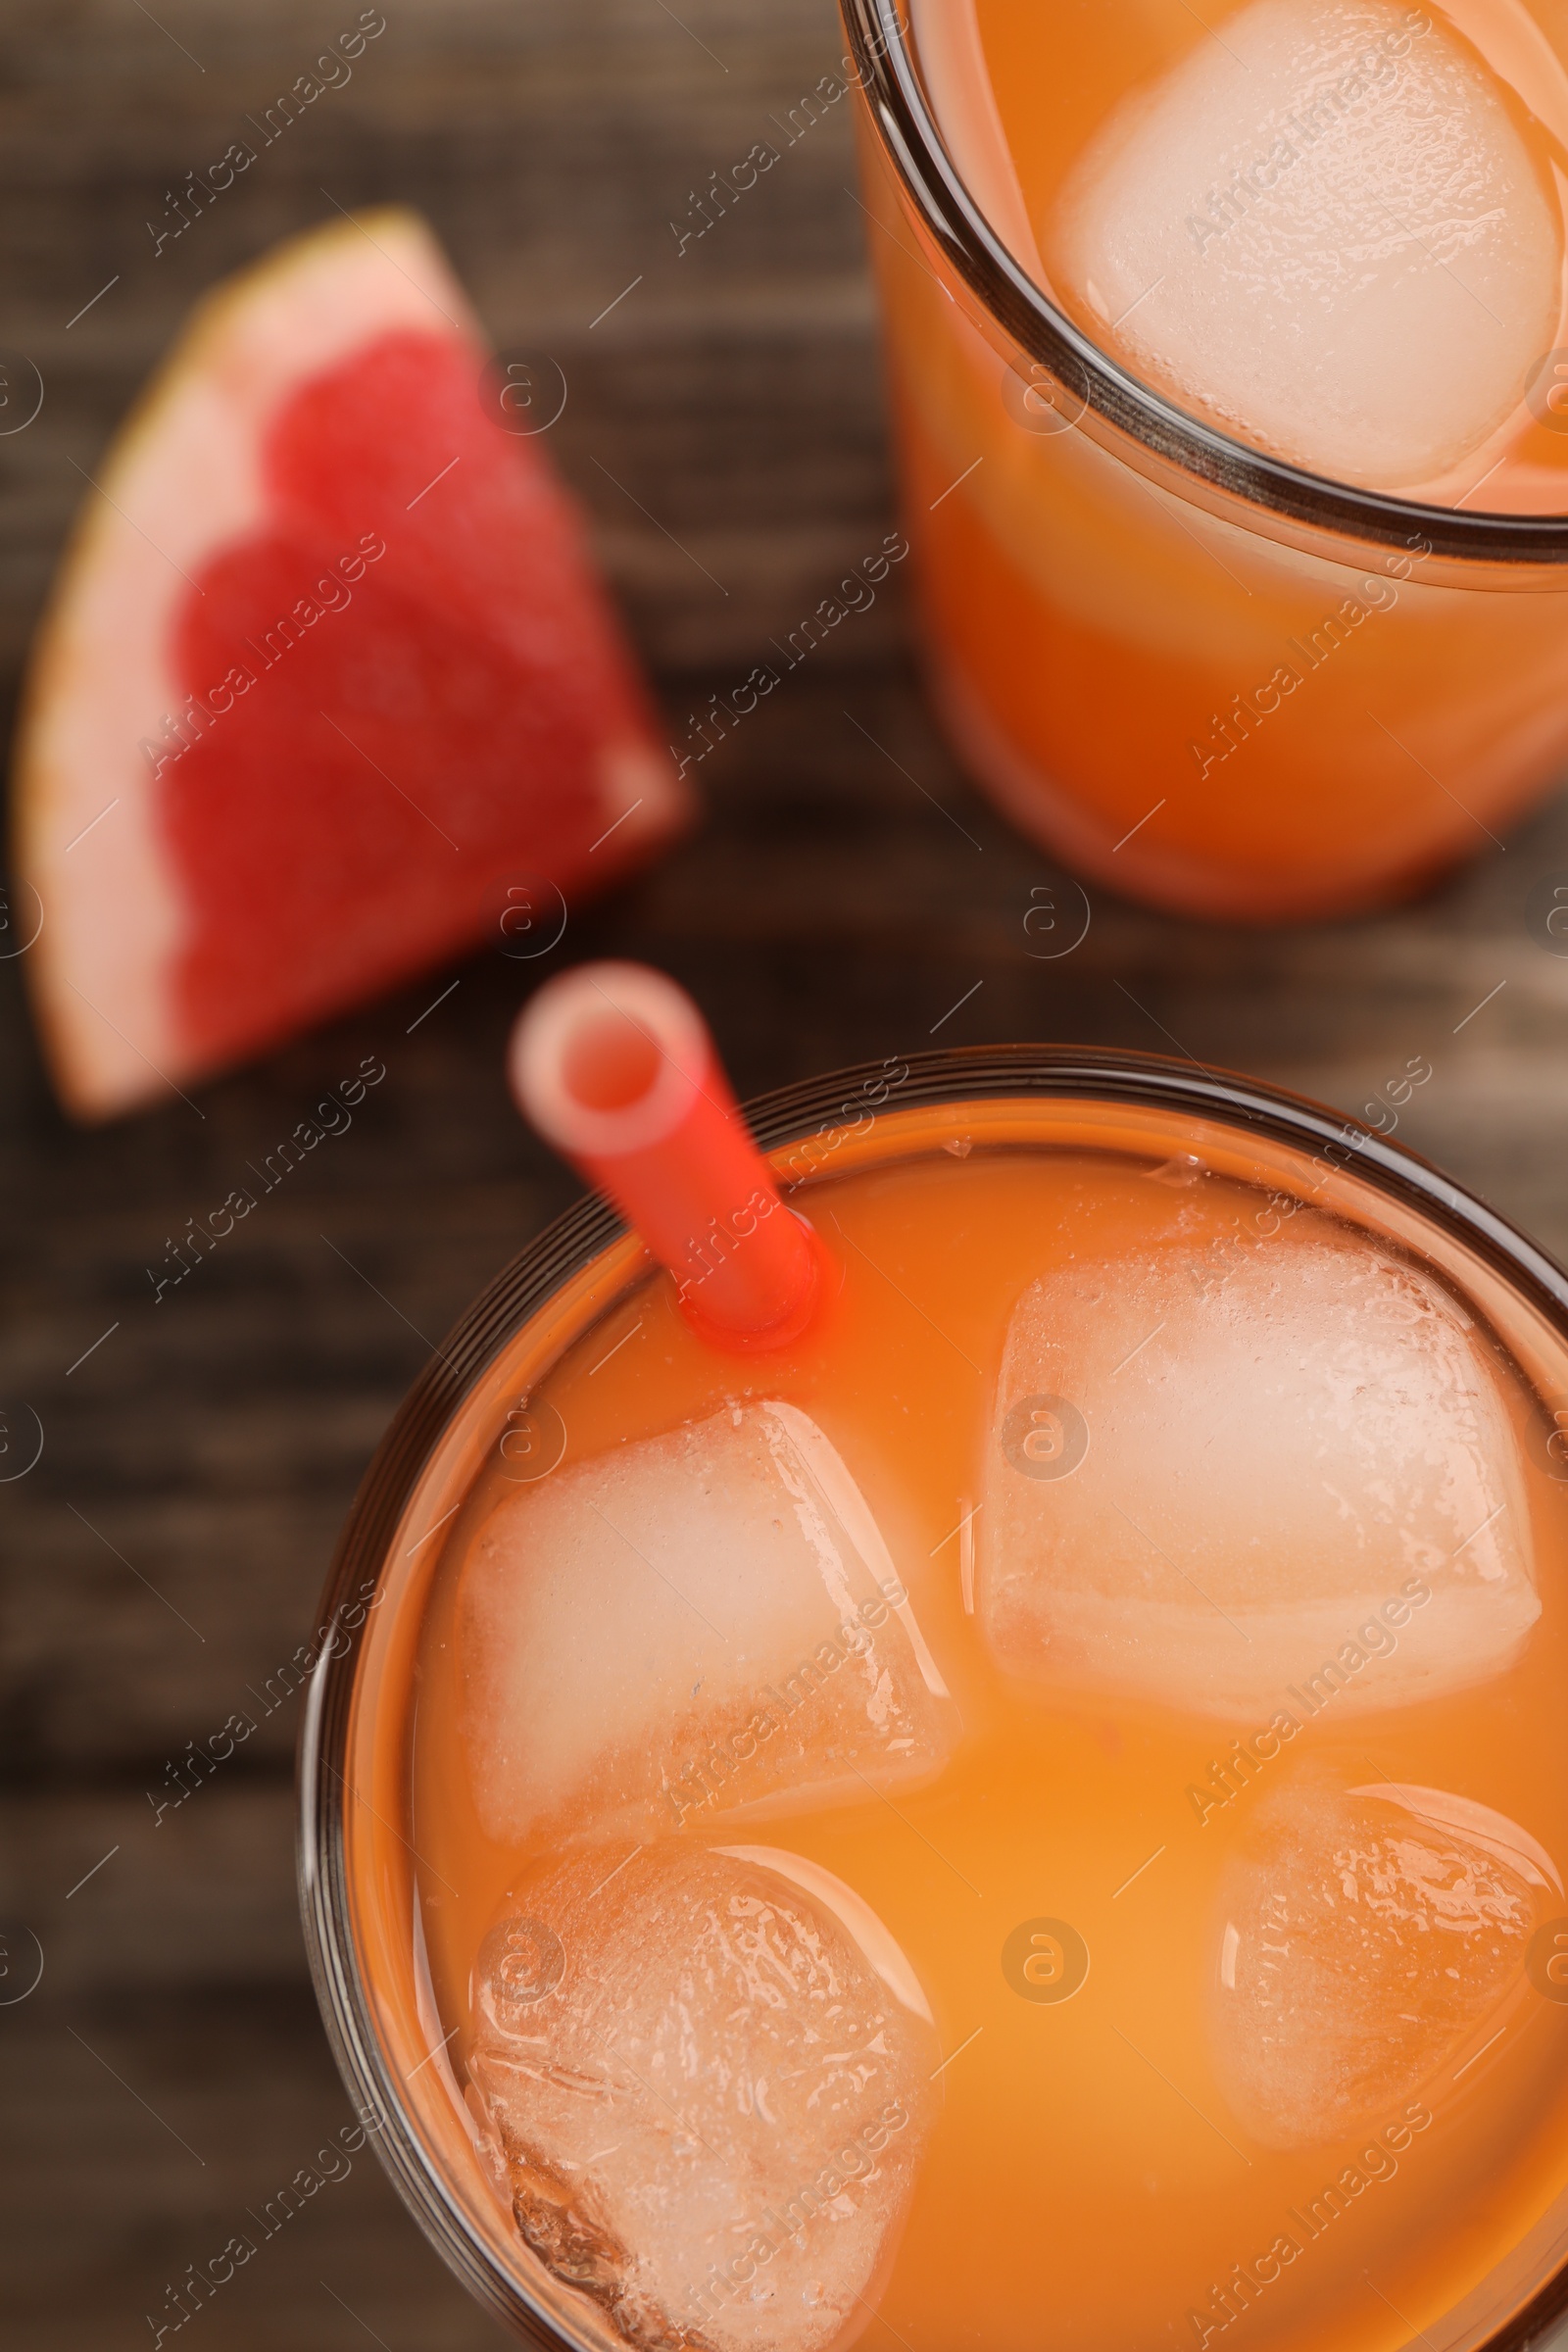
[
  {"xmin": 842, "ymin": 0, "xmax": 1568, "ymax": 920},
  {"xmin": 302, "ymin": 976, "xmax": 1568, "ymax": 2352}
]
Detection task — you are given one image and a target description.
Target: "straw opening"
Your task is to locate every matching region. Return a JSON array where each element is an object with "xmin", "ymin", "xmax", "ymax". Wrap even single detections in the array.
[
  {"xmin": 561, "ymin": 1009, "xmax": 663, "ymax": 1117},
  {"xmin": 510, "ymin": 963, "xmax": 708, "ymax": 1162}
]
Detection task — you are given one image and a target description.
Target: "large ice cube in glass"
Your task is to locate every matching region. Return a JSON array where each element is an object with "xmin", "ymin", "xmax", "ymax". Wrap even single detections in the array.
[
  {"xmin": 1208, "ymin": 1776, "xmax": 1554, "ymax": 2147},
  {"xmin": 467, "ymin": 1841, "xmax": 937, "ymax": 2352},
  {"xmin": 1054, "ymin": 0, "xmax": 1562, "ymax": 488},
  {"xmin": 977, "ymin": 1223, "xmax": 1539, "ymax": 1717},
  {"xmin": 460, "ymin": 1400, "xmax": 954, "ymax": 1842}
]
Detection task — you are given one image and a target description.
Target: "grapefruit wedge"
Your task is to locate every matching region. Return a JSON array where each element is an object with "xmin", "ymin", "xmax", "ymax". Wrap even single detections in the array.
[{"xmin": 15, "ymin": 209, "xmax": 689, "ymax": 1119}]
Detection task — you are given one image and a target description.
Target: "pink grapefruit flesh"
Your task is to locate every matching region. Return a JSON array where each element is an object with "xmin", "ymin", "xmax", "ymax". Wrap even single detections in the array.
[{"xmin": 15, "ymin": 210, "xmax": 689, "ymax": 1119}]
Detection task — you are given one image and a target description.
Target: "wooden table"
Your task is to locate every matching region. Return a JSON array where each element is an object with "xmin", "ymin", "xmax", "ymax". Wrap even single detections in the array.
[{"xmin": 4, "ymin": 2, "xmax": 1568, "ymax": 2343}]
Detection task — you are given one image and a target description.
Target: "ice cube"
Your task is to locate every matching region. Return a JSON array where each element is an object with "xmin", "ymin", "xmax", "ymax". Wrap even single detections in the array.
[
  {"xmin": 1054, "ymin": 0, "xmax": 1562, "ymax": 488},
  {"xmin": 976, "ymin": 1220, "xmax": 1540, "ymax": 1718},
  {"xmin": 1208, "ymin": 1775, "xmax": 1554, "ymax": 2147},
  {"xmin": 467, "ymin": 1841, "xmax": 938, "ymax": 2352},
  {"xmin": 459, "ymin": 1400, "xmax": 954, "ymax": 1843}
]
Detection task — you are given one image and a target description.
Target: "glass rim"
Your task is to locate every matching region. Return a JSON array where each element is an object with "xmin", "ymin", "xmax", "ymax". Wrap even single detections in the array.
[
  {"xmin": 298, "ymin": 1040, "xmax": 1568, "ymax": 2351},
  {"xmin": 839, "ymin": 0, "xmax": 1568, "ymax": 570}
]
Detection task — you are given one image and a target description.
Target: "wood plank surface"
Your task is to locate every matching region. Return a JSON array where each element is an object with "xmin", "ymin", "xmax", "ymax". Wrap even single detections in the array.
[{"xmin": 5, "ymin": 2, "xmax": 1568, "ymax": 2346}]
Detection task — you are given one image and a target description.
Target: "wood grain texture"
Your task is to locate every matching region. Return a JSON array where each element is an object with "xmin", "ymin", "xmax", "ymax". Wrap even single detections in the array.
[{"xmin": 4, "ymin": 1, "xmax": 1568, "ymax": 2346}]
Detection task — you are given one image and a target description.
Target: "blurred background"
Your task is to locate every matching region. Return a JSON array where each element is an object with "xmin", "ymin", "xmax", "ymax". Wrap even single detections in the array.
[{"xmin": 3, "ymin": 2, "xmax": 1568, "ymax": 2345}]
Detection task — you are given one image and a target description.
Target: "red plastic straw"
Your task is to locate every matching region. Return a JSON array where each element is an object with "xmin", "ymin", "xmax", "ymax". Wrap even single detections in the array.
[{"xmin": 509, "ymin": 962, "xmax": 822, "ymax": 1349}]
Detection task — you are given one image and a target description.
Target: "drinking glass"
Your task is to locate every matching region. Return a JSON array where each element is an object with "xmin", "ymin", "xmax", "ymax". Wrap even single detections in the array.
[
  {"xmin": 301, "ymin": 1043, "xmax": 1568, "ymax": 2349},
  {"xmin": 840, "ymin": 0, "xmax": 1568, "ymax": 920}
]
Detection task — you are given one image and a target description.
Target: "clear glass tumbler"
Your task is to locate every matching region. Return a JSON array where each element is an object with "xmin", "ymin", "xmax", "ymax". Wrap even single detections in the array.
[
  {"xmin": 300, "ymin": 1045, "xmax": 1568, "ymax": 2350},
  {"xmin": 840, "ymin": 0, "xmax": 1568, "ymax": 922}
]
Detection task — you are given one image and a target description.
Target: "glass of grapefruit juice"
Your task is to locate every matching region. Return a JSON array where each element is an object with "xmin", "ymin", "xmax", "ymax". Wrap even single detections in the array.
[
  {"xmin": 302, "ymin": 983, "xmax": 1568, "ymax": 2352},
  {"xmin": 842, "ymin": 0, "xmax": 1568, "ymax": 920}
]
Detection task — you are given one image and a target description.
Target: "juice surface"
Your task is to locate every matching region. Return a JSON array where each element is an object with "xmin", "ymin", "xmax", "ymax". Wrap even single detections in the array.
[
  {"xmin": 407, "ymin": 1143, "xmax": 1568, "ymax": 2352},
  {"xmin": 934, "ymin": 0, "xmax": 1568, "ymax": 512}
]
